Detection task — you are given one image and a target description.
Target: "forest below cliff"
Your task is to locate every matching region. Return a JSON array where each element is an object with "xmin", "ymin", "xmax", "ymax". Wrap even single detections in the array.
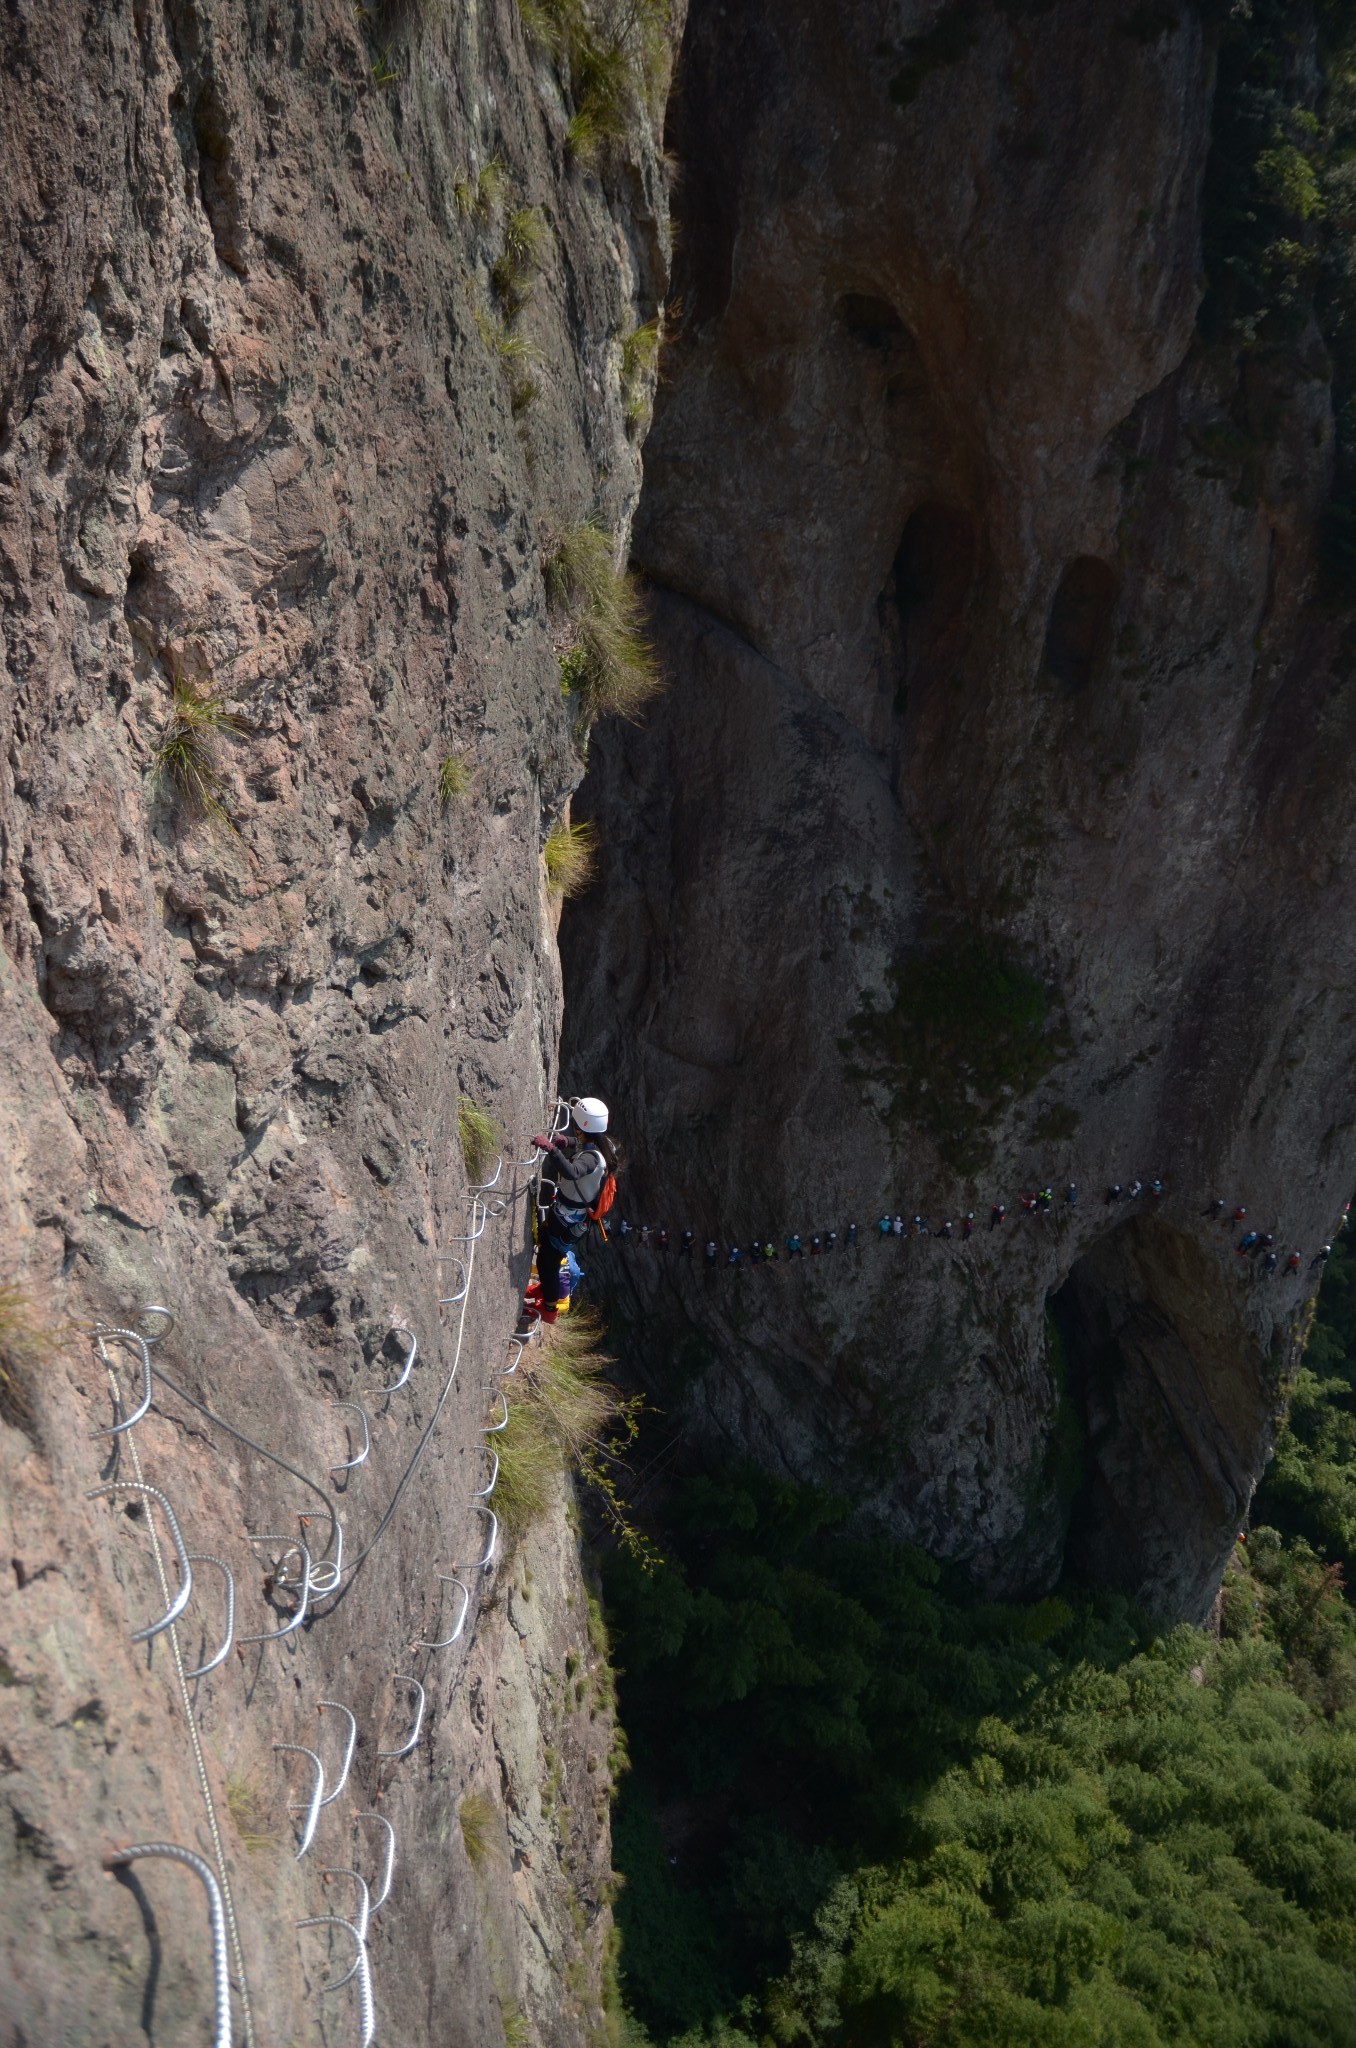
[{"xmin": 598, "ymin": 1224, "xmax": 1356, "ymax": 2047}]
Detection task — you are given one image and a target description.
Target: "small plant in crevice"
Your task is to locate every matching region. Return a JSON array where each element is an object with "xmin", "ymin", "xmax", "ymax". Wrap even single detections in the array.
[
  {"xmin": 458, "ymin": 1788, "xmax": 502, "ymax": 1869},
  {"xmin": 457, "ymin": 1097, "xmax": 501, "ymax": 1182},
  {"xmin": 455, "ymin": 156, "xmax": 508, "ymax": 225},
  {"xmin": 492, "ymin": 204, "xmax": 547, "ymax": 313},
  {"xmin": 543, "ymin": 520, "xmax": 661, "ymax": 722},
  {"xmin": 499, "ymin": 2000, "xmax": 531, "ymax": 2048},
  {"xmin": 224, "ymin": 1771, "xmax": 278, "ymax": 1854},
  {"xmin": 151, "ymin": 668, "xmax": 245, "ymax": 825},
  {"xmin": 543, "ymin": 817, "xmax": 598, "ymax": 898},
  {"xmin": 474, "ymin": 302, "xmax": 540, "ymax": 367},
  {"xmin": 618, "ymin": 313, "xmax": 661, "ymax": 429},
  {"xmin": 0, "ymin": 1278, "xmax": 66, "ymax": 1433},
  {"xmin": 438, "ymin": 750, "xmax": 473, "ymax": 808}
]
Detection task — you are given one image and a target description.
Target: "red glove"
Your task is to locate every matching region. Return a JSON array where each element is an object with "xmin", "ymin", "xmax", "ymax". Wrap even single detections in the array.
[{"xmin": 531, "ymin": 1134, "xmax": 553, "ymax": 1151}]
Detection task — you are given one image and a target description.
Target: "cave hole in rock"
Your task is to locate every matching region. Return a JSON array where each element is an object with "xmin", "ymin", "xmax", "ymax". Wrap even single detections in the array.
[
  {"xmin": 1041, "ymin": 555, "xmax": 1118, "ymax": 693},
  {"xmin": 1046, "ymin": 1212, "xmax": 1265, "ymax": 1622},
  {"xmin": 882, "ymin": 500, "xmax": 976, "ymax": 716},
  {"xmin": 838, "ymin": 291, "xmax": 909, "ymax": 349}
]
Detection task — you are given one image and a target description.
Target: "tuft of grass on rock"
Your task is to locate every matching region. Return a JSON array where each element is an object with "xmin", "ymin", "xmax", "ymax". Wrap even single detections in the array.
[
  {"xmin": 619, "ymin": 314, "xmax": 662, "ymax": 428},
  {"xmin": 515, "ymin": 0, "xmax": 672, "ymax": 163},
  {"xmin": 0, "ymin": 1279, "xmax": 66, "ymax": 1433},
  {"xmin": 457, "ymin": 1098, "xmax": 502, "ymax": 1182},
  {"xmin": 543, "ymin": 818, "xmax": 598, "ymax": 898},
  {"xmin": 493, "ymin": 204, "xmax": 547, "ymax": 310},
  {"xmin": 495, "ymin": 1311, "xmax": 620, "ymax": 1541},
  {"xmin": 455, "ymin": 156, "xmax": 507, "ymax": 224},
  {"xmin": 439, "ymin": 751, "xmax": 473, "ymax": 808},
  {"xmin": 225, "ymin": 1772, "xmax": 278, "ymax": 1854},
  {"xmin": 544, "ymin": 521, "xmax": 661, "ymax": 721},
  {"xmin": 459, "ymin": 1788, "xmax": 502, "ymax": 1869},
  {"xmin": 152, "ymin": 670, "xmax": 244, "ymax": 824},
  {"xmin": 474, "ymin": 303, "xmax": 541, "ymax": 366}
]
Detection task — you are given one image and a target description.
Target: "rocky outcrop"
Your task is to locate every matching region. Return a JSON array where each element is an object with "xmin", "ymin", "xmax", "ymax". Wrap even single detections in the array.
[
  {"xmin": 563, "ymin": 0, "xmax": 1356, "ymax": 1623},
  {"xmin": 0, "ymin": 0, "xmax": 674, "ymax": 2041}
]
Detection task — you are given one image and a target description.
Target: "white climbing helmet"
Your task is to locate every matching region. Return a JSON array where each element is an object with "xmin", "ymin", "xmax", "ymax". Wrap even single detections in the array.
[{"xmin": 570, "ymin": 1095, "xmax": 609, "ymax": 1134}]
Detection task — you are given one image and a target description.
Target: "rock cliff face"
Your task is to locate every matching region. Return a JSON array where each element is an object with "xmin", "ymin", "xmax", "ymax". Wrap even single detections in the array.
[
  {"xmin": 563, "ymin": 0, "xmax": 1356, "ymax": 1625},
  {"xmin": 0, "ymin": 0, "xmax": 673, "ymax": 2042}
]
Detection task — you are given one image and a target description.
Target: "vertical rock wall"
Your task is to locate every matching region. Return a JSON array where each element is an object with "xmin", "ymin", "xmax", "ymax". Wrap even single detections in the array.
[
  {"xmin": 563, "ymin": 0, "xmax": 1356, "ymax": 1622},
  {"xmin": 0, "ymin": 1, "xmax": 675, "ymax": 2041}
]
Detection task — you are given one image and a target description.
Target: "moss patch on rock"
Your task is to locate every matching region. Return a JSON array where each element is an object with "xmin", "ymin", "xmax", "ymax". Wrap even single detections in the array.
[{"xmin": 844, "ymin": 931, "xmax": 1070, "ymax": 1173}]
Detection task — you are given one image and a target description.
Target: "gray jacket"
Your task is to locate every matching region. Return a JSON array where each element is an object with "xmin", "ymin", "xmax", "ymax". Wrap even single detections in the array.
[{"xmin": 544, "ymin": 1140, "xmax": 607, "ymax": 1236}]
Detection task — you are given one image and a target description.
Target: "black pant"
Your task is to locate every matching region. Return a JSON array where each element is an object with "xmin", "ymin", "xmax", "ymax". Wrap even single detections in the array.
[{"xmin": 539, "ymin": 1220, "xmax": 576, "ymax": 1307}]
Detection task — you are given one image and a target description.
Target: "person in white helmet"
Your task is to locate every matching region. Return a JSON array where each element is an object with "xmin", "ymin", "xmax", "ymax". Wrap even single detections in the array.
[{"xmin": 526, "ymin": 1096, "xmax": 618, "ymax": 1324}]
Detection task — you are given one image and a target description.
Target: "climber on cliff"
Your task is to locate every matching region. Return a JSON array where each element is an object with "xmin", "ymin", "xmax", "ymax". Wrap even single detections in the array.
[
  {"xmin": 846, "ymin": 1222, "xmax": 858, "ymax": 1247},
  {"xmin": 1066, "ymin": 1184, "xmax": 1079, "ymax": 1207},
  {"xmin": 680, "ymin": 1229, "xmax": 695, "ymax": 1257},
  {"xmin": 878, "ymin": 1214, "xmax": 892, "ymax": 1239},
  {"xmin": 1106, "ymin": 1184, "xmax": 1123, "ymax": 1205},
  {"xmin": 1262, "ymin": 1251, "xmax": 1278, "ymax": 1275},
  {"xmin": 705, "ymin": 1238, "xmax": 718, "ymax": 1264},
  {"xmin": 963, "ymin": 1212, "xmax": 976, "ymax": 1238},
  {"xmin": 1311, "ymin": 1245, "xmax": 1333, "ymax": 1270},
  {"xmin": 1286, "ymin": 1251, "xmax": 1302, "ymax": 1275},
  {"xmin": 1203, "ymin": 1197, "xmax": 1225, "ymax": 1219},
  {"xmin": 787, "ymin": 1232, "xmax": 804, "ymax": 1258},
  {"xmin": 1253, "ymin": 1233, "xmax": 1275, "ymax": 1259},
  {"xmin": 990, "ymin": 1202, "xmax": 1006, "ymax": 1230},
  {"xmin": 522, "ymin": 1097, "xmax": 618, "ymax": 1328},
  {"xmin": 1237, "ymin": 1230, "xmax": 1260, "ymax": 1256}
]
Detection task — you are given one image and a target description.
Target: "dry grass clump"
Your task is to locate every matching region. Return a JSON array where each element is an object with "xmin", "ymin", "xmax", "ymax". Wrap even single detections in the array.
[
  {"xmin": 457, "ymin": 1098, "xmax": 502, "ymax": 1182},
  {"xmin": 619, "ymin": 314, "xmax": 662, "ymax": 427},
  {"xmin": 543, "ymin": 818, "xmax": 598, "ymax": 898},
  {"xmin": 516, "ymin": 0, "xmax": 672, "ymax": 163},
  {"xmin": 438, "ymin": 751, "xmax": 473, "ymax": 808},
  {"xmin": 544, "ymin": 521, "xmax": 661, "ymax": 721},
  {"xmin": 455, "ymin": 156, "xmax": 507, "ymax": 224},
  {"xmin": 152, "ymin": 670, "xmax": 244, "ymax": 824},
  {"xmin": 492, "ymin": 204, "xmax": 547, "ymax": 312},
  {"xmin": 494, "ymin": 1311, "xmax": 620, "ymax": 1540},
  {"xmin": 459, "ymin": 1788, "xmax": 502, "ymax": 1869},
  {"xmin": 225, "ymin": 1772, "xmax": 278, "ymax": 1854},
  {"xmin": 0, "ymin": 1280, "xmax": 67, "ymax": 1432}
]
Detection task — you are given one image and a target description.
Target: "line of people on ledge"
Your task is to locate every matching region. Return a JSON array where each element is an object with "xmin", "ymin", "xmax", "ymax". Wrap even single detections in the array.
[{"xmin": 601, "ymin": 1180, "xmax": 1350, "ymax": 1283}]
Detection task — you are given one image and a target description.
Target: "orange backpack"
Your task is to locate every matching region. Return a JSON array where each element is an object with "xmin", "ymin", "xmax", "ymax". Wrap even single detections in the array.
[{"xmin": 588, "ymin": 1172, "xmax": 617, "ymax": 1230}]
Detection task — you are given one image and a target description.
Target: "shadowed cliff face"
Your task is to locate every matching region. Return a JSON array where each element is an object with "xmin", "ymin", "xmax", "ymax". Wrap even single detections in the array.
[{"xmin": 563, "ymin": 0, "xmax": 1356, "ymax": 1621}]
